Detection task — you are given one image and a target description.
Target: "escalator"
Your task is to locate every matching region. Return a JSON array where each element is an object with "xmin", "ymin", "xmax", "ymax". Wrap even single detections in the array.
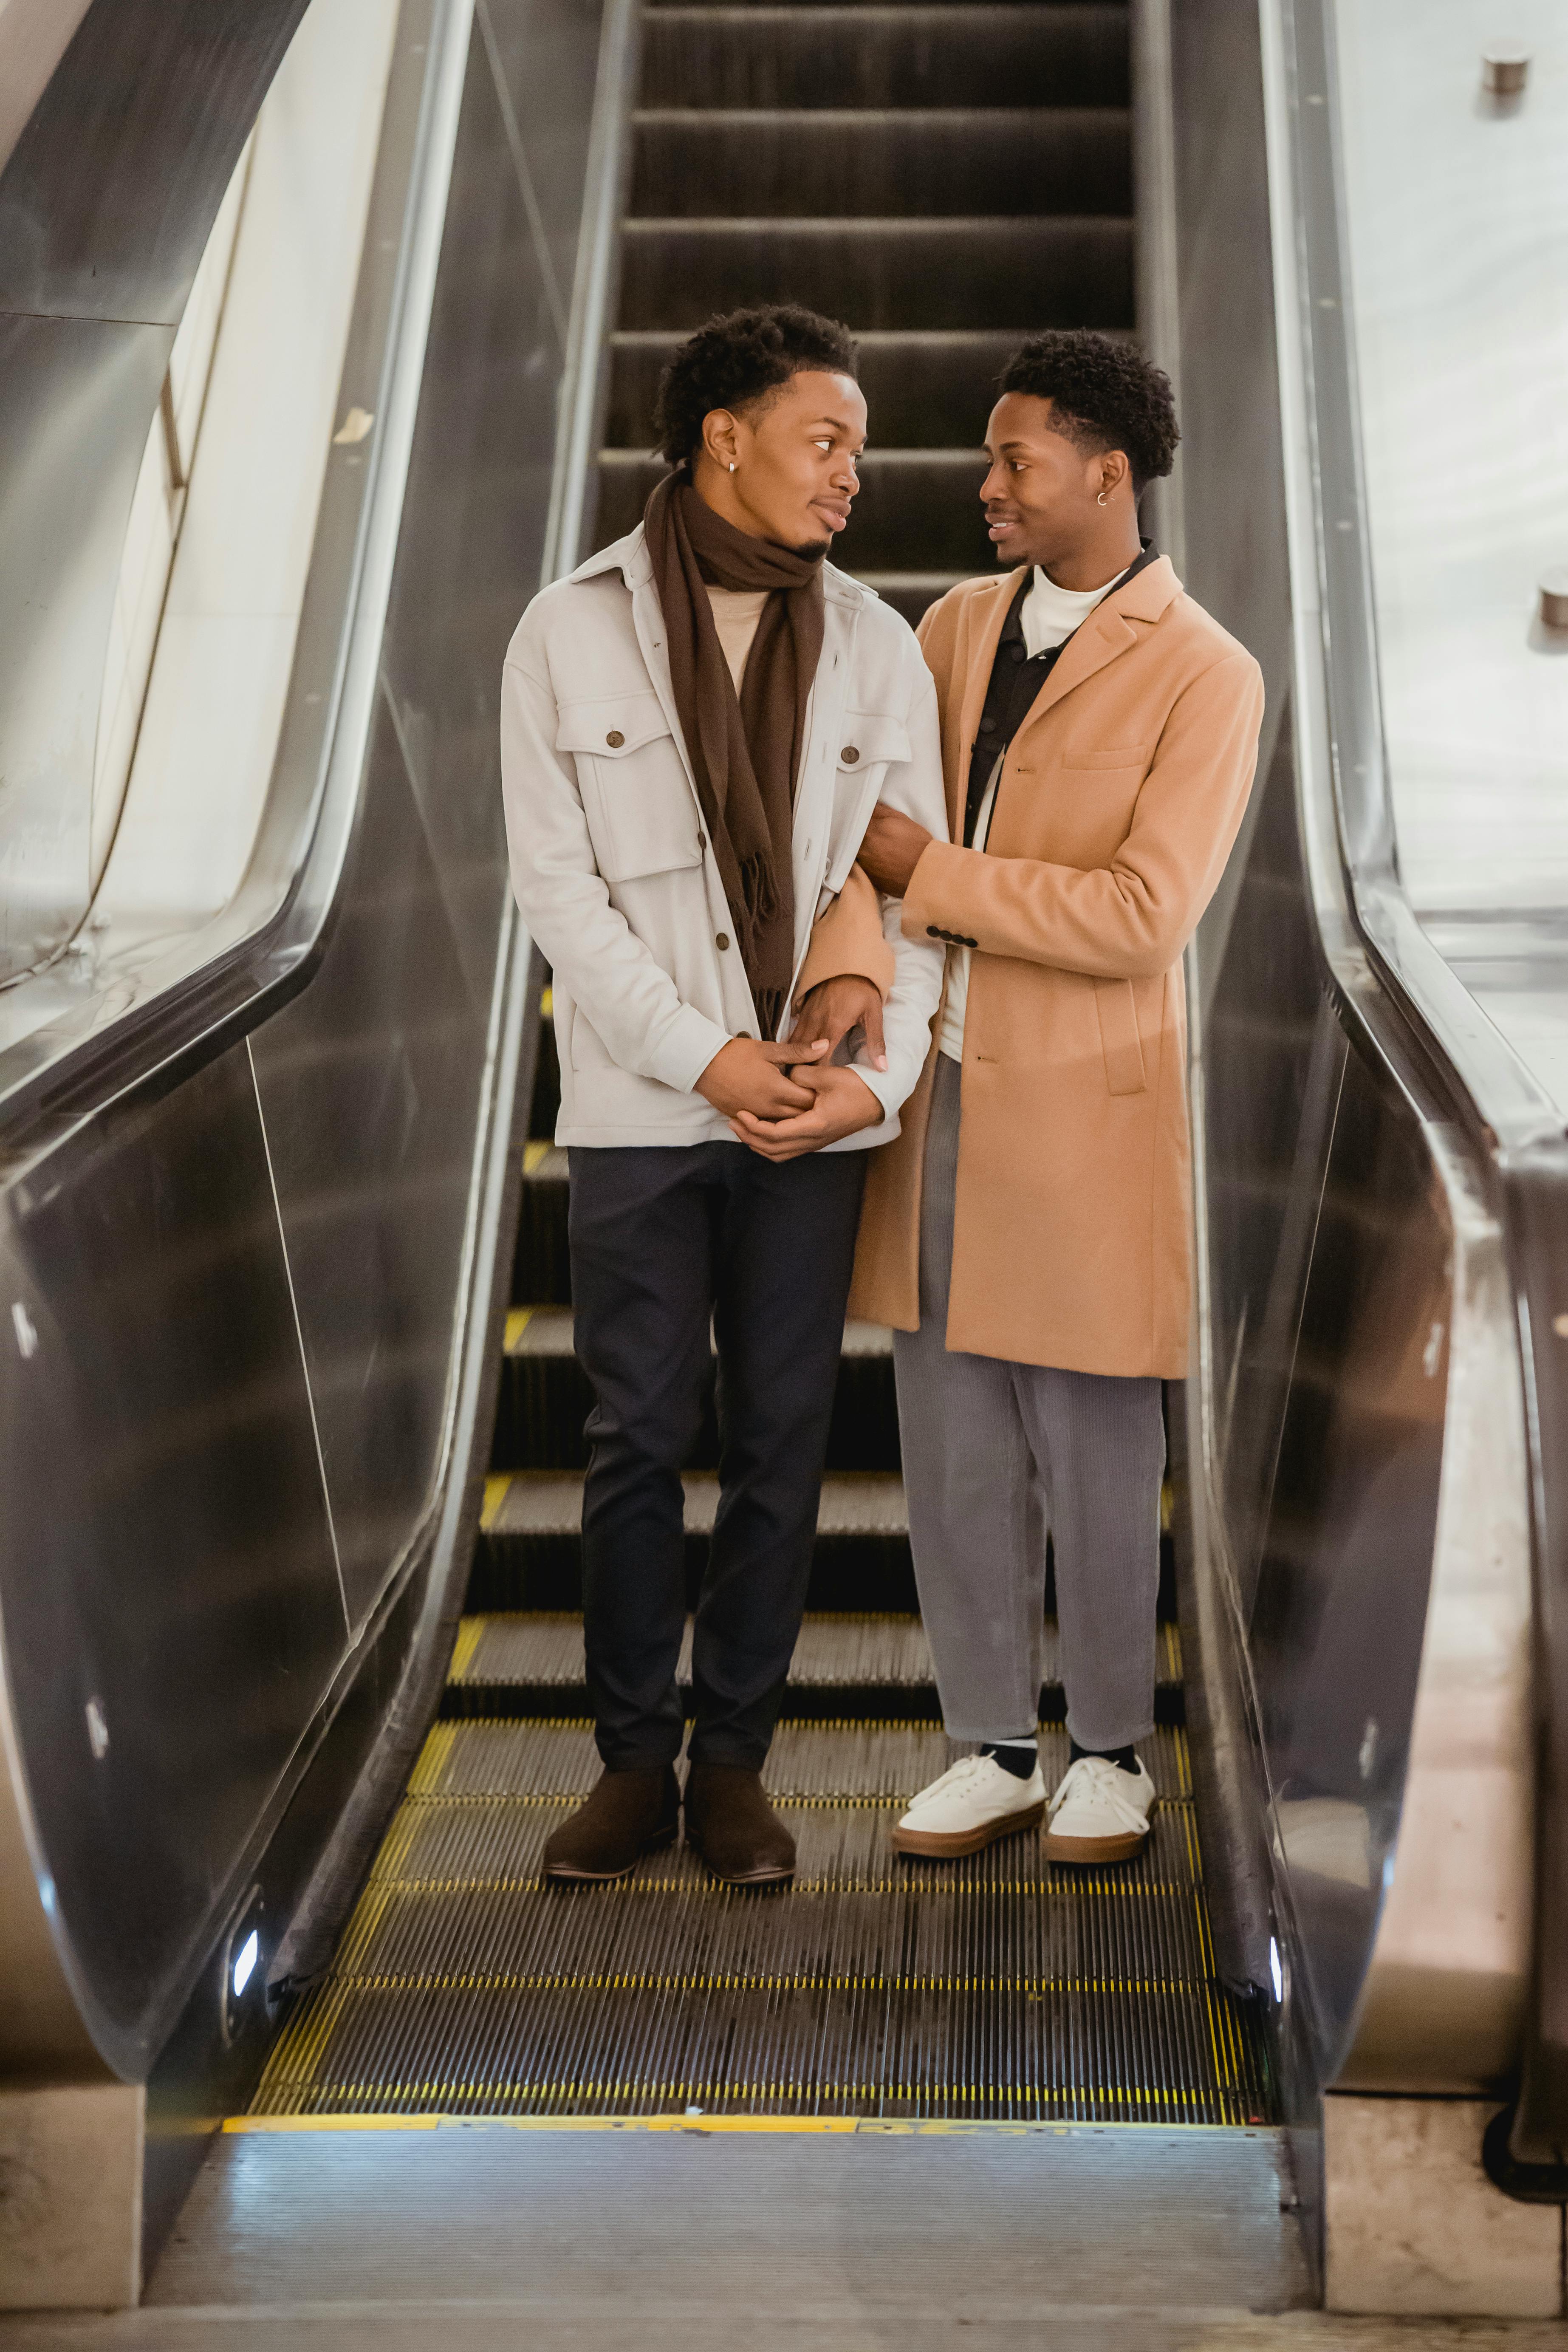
[
  {"xmin": 241, "ymin": 0, "xmax": 1274, "ymax": 2134},
  {"xmin": 0, "ymin": 0, "xmax": 1563, "ymax": 2327}
]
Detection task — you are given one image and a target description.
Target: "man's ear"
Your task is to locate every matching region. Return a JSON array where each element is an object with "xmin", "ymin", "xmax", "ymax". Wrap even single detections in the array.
[{"xmin": 701, "ymin": 407, "xmax": 741, "ymax": 472}]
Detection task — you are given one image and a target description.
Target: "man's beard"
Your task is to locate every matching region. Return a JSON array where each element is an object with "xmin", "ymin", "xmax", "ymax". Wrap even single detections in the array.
[{"xmin": 786, "ymin": 538, "xmax": 830, "ymax": 563}]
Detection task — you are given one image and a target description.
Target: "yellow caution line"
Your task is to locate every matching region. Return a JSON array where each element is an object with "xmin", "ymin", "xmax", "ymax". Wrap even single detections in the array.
[
  {"xmin": 480, "ymin": 1475, "xmax": 510, "ymax": 1532},
  {"xmin": 447, "ymin": 1618, "xmax": 485, "ymax": 1682},
  {"xmin": 540, "ymin": 987, "xmax": 553, "ymax": 1019},
  {"xmin": 523, "ymin": 1139, "xmax": 550, "ymax": 1173},
  {"xmin": 503, "ymin": 1306, "xmax": 533, "ymax": 1351},
  {"xmin": 225, "ymin": 2113, "xmax": 1259, "ymax": 2138}
]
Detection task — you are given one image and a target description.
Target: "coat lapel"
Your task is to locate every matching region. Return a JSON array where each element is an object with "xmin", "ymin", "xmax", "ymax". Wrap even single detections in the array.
[{"xmin": 999, "ymin": 553, "xmax": 1184, "ymax": 759}]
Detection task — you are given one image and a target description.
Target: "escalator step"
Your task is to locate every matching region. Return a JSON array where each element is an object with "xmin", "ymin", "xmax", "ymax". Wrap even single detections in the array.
[
  {"xmin": 492, "ymin": 1306, "xmax": 900, "ymax": 1471},
  {"xmin": 253, "ymin": 1722, "xmax": 1269, "ymax": 2124},
  {"xmin": 629, "ymin": 107, "xmax": 1130, "ymax": 219},
  {"xmin": 639, "ymin": 8, "xmax": 1130, "ymax": 113},
  {"xmin": 614, "ymin": 218, "xmax": 1132, "ymax": 336},
  {"xmin": 473, "ymin": 1465, "xmax": 1178, "ymax": 1620},
  {"xmin": 470, "ymin": 1469, "xmax": 918, "ymax": 1611},
  {"xmin": 514, "ymin": 1142, "xmax": 570, "ymax": 1306},
  {"xmin": 439, "ymin": 1609, "xmax": 1187, "ymax": 1724}
]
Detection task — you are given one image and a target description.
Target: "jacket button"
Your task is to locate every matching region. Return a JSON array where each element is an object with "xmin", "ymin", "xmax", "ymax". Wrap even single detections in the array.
[
  {"xmin": 841, "ymin": 746, "xmax": 859, "ymax": 763},
  {"xmin": 605, "ymin": 729, "xmax": 624, "ymax": 748},
  {"xmin": 716, "ymin": 932, "xmax": 730, "ymax": 951}
]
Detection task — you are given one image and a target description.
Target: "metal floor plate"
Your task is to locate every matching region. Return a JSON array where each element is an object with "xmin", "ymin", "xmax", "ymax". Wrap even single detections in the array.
[{"xmin": 254, "ymin": 1722, "xmax": 1271, "ymax": 2125}]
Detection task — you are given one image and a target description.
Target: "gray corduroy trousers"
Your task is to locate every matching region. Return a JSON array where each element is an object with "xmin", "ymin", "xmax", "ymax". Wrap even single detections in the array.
[{"xmin": 892, "ymin": 1054, "xmax": 1167, "ymax": 1753}]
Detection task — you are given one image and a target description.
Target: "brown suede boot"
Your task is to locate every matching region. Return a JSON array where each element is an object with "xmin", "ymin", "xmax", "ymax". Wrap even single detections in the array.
[
  {"xmin": 542, "ymin": 1765, "xmax": 680, "ymax": 1883},
  {"xmin": 684, "ymin": 1761, "xmax": 796, "ymax": 1886}
]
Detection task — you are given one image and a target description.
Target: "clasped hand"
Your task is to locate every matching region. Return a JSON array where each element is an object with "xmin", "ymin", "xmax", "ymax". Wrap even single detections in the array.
[{"xmin": 694, "ymin": 973, "xmax": 886, "ymax": 1162}]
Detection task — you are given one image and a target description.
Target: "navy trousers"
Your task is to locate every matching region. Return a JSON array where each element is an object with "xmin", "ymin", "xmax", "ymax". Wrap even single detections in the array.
[{"xmin": 568, "ymin": 1138, "xmax": 866, "ymax": 1772}]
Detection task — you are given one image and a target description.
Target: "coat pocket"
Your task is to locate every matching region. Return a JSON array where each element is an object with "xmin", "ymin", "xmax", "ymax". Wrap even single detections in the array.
[
  {"xmin": 557, "ymin": 693, "xmax": 704, "ymax": 883},
  {"xmin": 1093, "ymin": 975, "xmax": 1147, "ymax": 1096},
  {"xmin": 823, "ymin": 711, "xmax": 912, "ymax": 891}
]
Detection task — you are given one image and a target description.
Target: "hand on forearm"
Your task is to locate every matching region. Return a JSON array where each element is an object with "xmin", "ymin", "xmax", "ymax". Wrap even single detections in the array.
[
  {"xmin": 695, "ymin": 1035, "xmax": 828, "ymax": 1120},
  {"xmin": 788, "ymin": 975, "xmax": 887, "ymax": 1072},
  {"xmin": 728, "ymin": 1064, "xmax": 883, "ymax": 1162},
  {"xmin": 857, "ymin": 804, "xmax": 933, "ymax": 899}
]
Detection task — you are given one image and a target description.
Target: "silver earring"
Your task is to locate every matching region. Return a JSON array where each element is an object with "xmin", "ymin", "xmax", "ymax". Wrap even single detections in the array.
[
  {"xmin": 728, "ymin": 462, "xmax": 737, "ymax": 473},
  {"xmin": 1097, "ymin": 490, "xmax": 1107, "ymax": 507}
]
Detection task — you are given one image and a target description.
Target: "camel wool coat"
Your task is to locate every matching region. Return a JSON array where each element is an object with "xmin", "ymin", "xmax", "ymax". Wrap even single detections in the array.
[{"xmin": 845, "ymin": 554, "xmax": 1264, "ymax": 1378}]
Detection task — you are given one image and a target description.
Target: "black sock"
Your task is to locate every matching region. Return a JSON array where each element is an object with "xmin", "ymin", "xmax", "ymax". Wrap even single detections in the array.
[
  {"xmin": 1070, "ymin": 1739, "xmax": 1140, "ymax": 1777},
  {"xmin": 980, "ymin": 1739, "xmax": 1038, "ymax": 1781}
]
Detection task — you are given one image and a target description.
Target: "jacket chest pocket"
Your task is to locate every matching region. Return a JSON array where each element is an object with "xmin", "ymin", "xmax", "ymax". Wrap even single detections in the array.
[
  {"xmin": 822, "ymin": 710, "xmax": 911, "ymax": 892},
  {"xmin": 557, "ymin": 693, "xmax": 704, "ymax": 883}
]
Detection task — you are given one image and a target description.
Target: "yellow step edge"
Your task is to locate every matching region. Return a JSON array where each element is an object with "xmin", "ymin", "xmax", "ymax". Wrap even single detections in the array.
[
  {"xmin": 523, "ymin": 1139, "xmax": 551, "ymax": 1174},
  {"xmin": 540, "ymin": 987, "xmax": 553, "ymax": 1018},
  {"xmin": 447, "ymin": 1618, "xmax": 486, "ymax": 1681},
  {"xmin": 226, "ymin": 2114, "xmax": 1261, "ymax": 2137},
  {"xmin": 503, "ymin": 1306, "xmax": 533, "ymax": 1351},
  {"xmin": 480, "ymin": 1474, "xmax": 511, "ymax": 1532}
]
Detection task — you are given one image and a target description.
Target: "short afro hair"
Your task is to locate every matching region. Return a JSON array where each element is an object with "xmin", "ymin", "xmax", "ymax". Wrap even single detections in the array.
[
  {"xmin": 654, "ymin": 303, "xmax": 858, "ymax": 469},
  {"xmin": 997, "ymin": 330, "xmax": 1179, "ymax": 495}
]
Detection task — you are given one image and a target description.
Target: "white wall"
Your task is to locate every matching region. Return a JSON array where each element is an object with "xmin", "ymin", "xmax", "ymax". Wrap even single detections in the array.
[{"xmin": 92, "ymin": 0, "xmax": 402, "ymax": 941}]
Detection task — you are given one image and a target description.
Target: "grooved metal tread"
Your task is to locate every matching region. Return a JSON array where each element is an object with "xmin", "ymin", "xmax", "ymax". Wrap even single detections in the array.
[
  {"xmin": 254, "ymin": 1723, "xmax": 1270, "ymax": 2125},
  {"xmin": 483, "ymin": 1469, "xmax": 907, "ymax": 1539},
  {"xmin": 503, "ymin": 1307, "xmax": 892, "ymax": 1359},
  {"xmin": 444, "ymin": 1610, "xmax": 1185, "ymax": 1704}
]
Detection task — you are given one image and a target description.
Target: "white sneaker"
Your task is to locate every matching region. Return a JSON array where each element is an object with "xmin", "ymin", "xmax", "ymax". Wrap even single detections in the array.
[
  {"xmin": 1045, "ymin": 1754, "xmax": 1156, "ymax": 1864},
  {"xmin": 890, "ymin": 1752, "xmax": 1047, "ymax": 1858}
]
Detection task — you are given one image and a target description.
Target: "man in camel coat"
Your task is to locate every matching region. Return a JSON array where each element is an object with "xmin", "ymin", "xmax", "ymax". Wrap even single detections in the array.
[{"xmin": 849, "ymin": 330, "xmax": 1264, "ymax": 1865}]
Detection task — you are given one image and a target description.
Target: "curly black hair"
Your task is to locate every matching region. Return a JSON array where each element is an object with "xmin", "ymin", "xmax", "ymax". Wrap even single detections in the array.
[
  {"xmin": 997, "ymin": 331, "xmax": 1179, "ymax": 494},
  {"xmin": 653, "ymin": 304, "xmax": 858, "ymax": 469}
]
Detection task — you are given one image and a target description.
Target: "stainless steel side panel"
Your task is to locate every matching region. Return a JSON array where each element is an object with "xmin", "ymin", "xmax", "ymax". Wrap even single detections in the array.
[
  {"xmin": 0, "ymin": 1052, "xmax": 346, "ymax": 2074},
  {"xmin": 0, "ymin": 0, "xmax": 612, "ymax": 2089},
  {"xmin": 1163, "ymin": 0, "xmax": 1533, "ymax": 2099}
]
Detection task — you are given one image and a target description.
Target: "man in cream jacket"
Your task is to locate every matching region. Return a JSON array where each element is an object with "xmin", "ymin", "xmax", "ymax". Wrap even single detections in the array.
[{"xmin": 500, "ymin": 305, "xmax": 944, "ymax": 1886}]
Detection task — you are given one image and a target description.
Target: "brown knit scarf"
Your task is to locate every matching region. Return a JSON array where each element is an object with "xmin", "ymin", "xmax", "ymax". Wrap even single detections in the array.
[{"xmin": 643, "ymin": 473, "xmax": 825, "ymax": 1039}]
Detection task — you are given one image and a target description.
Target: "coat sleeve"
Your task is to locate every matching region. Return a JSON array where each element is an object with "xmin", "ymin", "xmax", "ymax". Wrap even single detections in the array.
[
  {"xmin": 842, "ymin": 651, "xmax": 949, "ymax": 1125},
  {"xmin": 901, "ymin": 650, "xmax": 1264, "ymax": 981},
  {"xmin": 500, "ymin": 644, "xmax": 732, "ymax": 1094},
  {"xmin": 791, "ymin": 863, "xmax": 896, "ymax": 1007}
]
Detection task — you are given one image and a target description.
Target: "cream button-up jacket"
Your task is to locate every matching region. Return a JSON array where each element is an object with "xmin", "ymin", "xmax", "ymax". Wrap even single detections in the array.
[{"xmin": 500, "ymin": 524, "xmax": 947, "ymax": 1151}]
